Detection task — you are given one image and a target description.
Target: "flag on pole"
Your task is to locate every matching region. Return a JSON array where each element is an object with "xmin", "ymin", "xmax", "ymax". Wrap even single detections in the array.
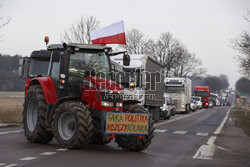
[{"xmin": 90, "ymin": 21, "xmax": 126, "ymax": 45}]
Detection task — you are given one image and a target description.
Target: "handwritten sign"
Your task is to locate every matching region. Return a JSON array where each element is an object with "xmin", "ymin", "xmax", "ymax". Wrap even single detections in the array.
[{"xmin": 105, "ymin": 112, "xmax": 149, "ymax": 135}]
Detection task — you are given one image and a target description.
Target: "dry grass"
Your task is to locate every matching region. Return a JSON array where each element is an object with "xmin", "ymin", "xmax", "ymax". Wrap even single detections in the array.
[
  {"xmin": 232, "ymin": 104, "xmax": 250, "ymax": 136},
  {"xmin": 0, "ymin": 97, "xmax": 23, "ymax": 123}
]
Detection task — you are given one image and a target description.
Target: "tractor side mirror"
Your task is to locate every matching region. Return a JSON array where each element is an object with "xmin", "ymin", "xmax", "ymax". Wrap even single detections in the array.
[
  {"xmin": 18, "ymin": 57, "xmax": 29, "ymax": 79},
  {"xmin": 123, "ymin": 53, "xmax": 130, "ymax": 66},
  {"xmin": 18, "ymin": 66, "xmax": 24, "ymax": 78},
  {"xmin": 52, "ymin": 51, "xmax": 60, "ymax": 62}
]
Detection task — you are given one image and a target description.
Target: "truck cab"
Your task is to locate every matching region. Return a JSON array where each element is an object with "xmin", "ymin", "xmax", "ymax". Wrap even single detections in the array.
[
  {"xmin": 164, "ymin": 77, "xmax": 192, "ymax": 113},
  {"xmin": 194, "ymin": 86, "xmax": 210, "ymax": 108}
]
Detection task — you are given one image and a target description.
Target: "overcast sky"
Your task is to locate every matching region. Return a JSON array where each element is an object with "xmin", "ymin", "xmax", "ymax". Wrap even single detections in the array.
[{"xmin": 0, "ymin": 0, "xmax": 249, "ymax": 87}]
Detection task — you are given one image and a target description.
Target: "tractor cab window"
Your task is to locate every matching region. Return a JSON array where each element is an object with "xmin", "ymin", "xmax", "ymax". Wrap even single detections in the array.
[
  {"xmin": 50, "ymin": 62, "xmax": 60, "ymax": 80},
  {"xmin": 69, "ymin": 51, "xmax": 110, "ymax": 80},
  {"xmin": 28, "ymin": 58, "xmax": 50, "ymax": 78}
]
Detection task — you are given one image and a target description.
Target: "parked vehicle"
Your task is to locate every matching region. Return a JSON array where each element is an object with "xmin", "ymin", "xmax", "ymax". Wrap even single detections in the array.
[
  {"xmin": 191, "ymin": 96, "xmax": 202, "ymax": 109},
  {"xmin": 18, "ymin": 40, "xmax": 154, "ymax": 152},
  {"xmin": 190, "ymin": 99, "xmax": 197, "ymax": 111},
  {"xmin": 194, "ymin": 86, "xmax": 210, "ymax": 108},
  {"xmin": 111, "ymin": 54, "xmax": 165, "ymax": 122},
  {"xmin": 164, "ymin": 78, "xmax": 192, "ymax": 113},
  {"xmin": 209, "ymin": 100, "xmax": 213, "ymax": 108},
  {"xmin": 160, "ymin": 93, "xmax": 176, "ymax": 119},
  {"xmin": 210, "ymin": 93, "xmax": 217, "ymax": 107}
]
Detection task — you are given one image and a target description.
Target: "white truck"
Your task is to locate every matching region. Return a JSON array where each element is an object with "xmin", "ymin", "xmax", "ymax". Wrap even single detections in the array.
[
  {"xmin": 164, "ymin": 78, "xmax": 192, "ymax": 113},
  {"xmin": 110, "ymin": 54, "xmax": 165, "ymax": 121}
]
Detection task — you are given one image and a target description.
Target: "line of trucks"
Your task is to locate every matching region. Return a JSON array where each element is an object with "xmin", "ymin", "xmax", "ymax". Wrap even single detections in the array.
[{"xmin": 17, "ymin": 40, "xmax": 213, "ymax": 152}]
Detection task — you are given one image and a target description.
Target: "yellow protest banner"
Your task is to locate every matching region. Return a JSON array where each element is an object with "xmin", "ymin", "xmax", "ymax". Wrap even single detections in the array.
[{"xmin": 105, "ymin": 112, "xmax": 149, "ymax": 134}]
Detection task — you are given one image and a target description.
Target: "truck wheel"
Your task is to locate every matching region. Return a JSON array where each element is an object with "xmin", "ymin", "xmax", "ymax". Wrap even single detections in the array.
[
  {"xmin": 185, "ymin": 104, "xmax": 190, "ymax": 114},
  {"xmin": 23, "ymin": 85, "xmax": 53, "ymax": 143},
  {"xmin": 115, "ymin": 105, "xmax": 154, "ymax": 152},
  {"xmin": 91, "ymin": 118, "xmax": 111, "ymax": 145},
  {"xmin": 52, "ymin": 101, "xmax": 94, "ymax": 149},
  {"xmin": 171, "ymin": 109, "xmax": 176, "ymax": 116}
]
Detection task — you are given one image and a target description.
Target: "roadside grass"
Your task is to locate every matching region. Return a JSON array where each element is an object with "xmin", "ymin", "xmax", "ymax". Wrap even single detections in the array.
[
  {"xmin": 0, "ymin": 97, "xmax": 23, "ymax": 123},
  {"xmin": 233, "ymin": 104, "xmax": 250, "ymax": 136}
]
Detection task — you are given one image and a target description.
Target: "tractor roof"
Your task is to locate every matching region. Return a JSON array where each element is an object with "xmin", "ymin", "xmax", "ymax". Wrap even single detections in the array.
[
  {"xmin": 30, "ymin": 50, "xmax": 51, "ymax": 59},
  {"xmin": 47, "ymin": 43, "xmax": 112, "ymax": 51}
]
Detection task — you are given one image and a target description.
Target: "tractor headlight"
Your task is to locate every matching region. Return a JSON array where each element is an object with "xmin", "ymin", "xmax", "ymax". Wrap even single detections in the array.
[
  {"xmin": 101, "ymin": 101, "xmax": 113, "ymax": 107},
  {"xmin": 99, "ymin": 86, "xmax": 113, "ymax": 94},
  {"xmin": 116, "ymin": 102, "xmax": 123, "ymax": 108}
]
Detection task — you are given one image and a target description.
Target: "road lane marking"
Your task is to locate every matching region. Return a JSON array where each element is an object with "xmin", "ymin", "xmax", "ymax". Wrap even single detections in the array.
[
  {"xmin": 0, "ymin": 132, "xmax": 9, "ymax": 135},
  {"xmin": 56, "ymin": 148, "xmax": 68, "ymax": 151},
  {"xmin": 154, "ymin": 109, "xmax": 204, "ymax": 127},
  {"xmin": 0, "ymin": 163, "xmax": 6, "ymax": 166},
  {"xmin": 214, "ymin": 109, "xmax": 231, "ymax": 135},
  {"xmin": 3, "ymin": 164, "xmax": 18, "ymax": 167},
  {"xmin": 173, "ymin": 131, "xmax": 187, "ymax": 134},
  {"xmin": 41, "ymin": 152, "xmax": 56, "ymax": 155},
  {"xmin": 0, "ymin": 130, "xmax": 24, "ymax": 135},
  {"xmin": 193, "ymin": 144, "xmax": 215, "ymax": 160},
  {"xmin": 196, "ymin": 132, "xmax": 209, "ymax": 137},
  {"xmin": 207, "ymin": 136, "xmax": 217, "ymax": 145},
  {"xmin": 154, "ymin": 129, "xmax": 167, "ymax": 133},
  {"xmin": 19, "ymin": 157, "xmax": 38, "ymax": 161},
  {"xmin": 9, "ymin": 130, "xmax": 24, "ymax": 133},
  {"xmin": 193, "ymin": 108, "xmax": 231, "ymax": 160}
]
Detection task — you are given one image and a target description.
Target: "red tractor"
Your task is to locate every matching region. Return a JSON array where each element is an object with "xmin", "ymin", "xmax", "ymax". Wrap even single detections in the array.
[{"xmin": 18, "ymin": 40, "xmax": 154, "ymax": 151}]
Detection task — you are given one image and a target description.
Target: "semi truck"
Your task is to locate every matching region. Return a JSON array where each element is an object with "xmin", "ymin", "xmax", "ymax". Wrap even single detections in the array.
[
  {"xmin": 17, "ymin": 39, "xmax": 154, "ymax": 152},
  {"xmin": 110, "ymin": 54, "xmax": 165, "ymax": 121},
  {"xmin": 194, "ymin": 86, "xmax": 210, "ymax": 108},
  {"xmin": 164, "ymin": 78, "xmax": 192, "ymax": 113}
]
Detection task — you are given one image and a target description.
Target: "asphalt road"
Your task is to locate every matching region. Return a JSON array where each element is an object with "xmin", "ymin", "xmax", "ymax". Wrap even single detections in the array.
[{"xmin": 1, "ymin": 106, "xmax": 245, "ymax": 167}]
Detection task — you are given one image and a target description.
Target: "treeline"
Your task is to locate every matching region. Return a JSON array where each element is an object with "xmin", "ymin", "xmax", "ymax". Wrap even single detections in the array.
[
  {"xmin": 235, "ymin": 77, "xmax": 250, "ymax": 94},
  {"xmin": 0, "ymin": 54, "xmax": 25, "ymax": 91},
  {"xmin": 191, "ymin": 74, "xmax": 229, "ymax": 93}
]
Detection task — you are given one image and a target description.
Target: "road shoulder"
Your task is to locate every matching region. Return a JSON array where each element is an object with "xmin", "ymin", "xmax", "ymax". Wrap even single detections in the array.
[{"xmin": 214, "ymin": 106, "xmax": 250, "ymax": 164}]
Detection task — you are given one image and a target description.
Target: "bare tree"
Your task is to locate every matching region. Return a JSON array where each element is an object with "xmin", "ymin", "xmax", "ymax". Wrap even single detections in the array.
[
  {"xmin": 233, "ymin": 10, "xmax": 250, "ymax": 77},
  {"xmin": 154, "ymin": 32, "xmax": 185, "ymax": 77},
  {"xmin": 171, "ymin": 52, "xmax": 206, "ymax": 77},
  {"xmin": 122, "ymin": 28, "xmax": 155, "ymax": 56},
  {"xmin": 236, "ymin": 77, "xmax": 250, "ymax": 94},
  {"xmin": 62, "ymin": 16, "xmax": 100, "ymax": 44},
  {"xmin": 0, "ymin": 4, "xmax": 11, "ymax": 40}
]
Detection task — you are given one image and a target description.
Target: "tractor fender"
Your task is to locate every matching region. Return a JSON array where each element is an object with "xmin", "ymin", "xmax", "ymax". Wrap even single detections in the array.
[
  {"xmin": 28, "ymin": 77, "xmax": 58, "ymax": 105},
  {"xmin": 46, "ymin": 97, "xmax": 81, "ymax": 129}
]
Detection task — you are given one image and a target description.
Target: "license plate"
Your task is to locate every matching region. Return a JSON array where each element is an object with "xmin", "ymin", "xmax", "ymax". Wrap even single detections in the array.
[{"xmin": 105, "ymin": 112, "xmax": 149, "ymax": 135}]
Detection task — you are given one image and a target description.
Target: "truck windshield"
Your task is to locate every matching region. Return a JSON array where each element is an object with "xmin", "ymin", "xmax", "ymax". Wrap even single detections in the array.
[
  {"xmin": 165, "ymin": 86, "xmax": 184, "ymax": 93},
  {"xmin": 69, "ymin": 51, "xmax": 110, "ymax": 79},
  {"xmin": 194, "ymin": 91, "xmax": 209, "ymax": 97},
  {"xmin": 119, "ymin": 70, "xmax": 141, "ymax": 88},
  {"xmin": 192, "ymin": 97, "xmax": 201, "ymax": 101}
]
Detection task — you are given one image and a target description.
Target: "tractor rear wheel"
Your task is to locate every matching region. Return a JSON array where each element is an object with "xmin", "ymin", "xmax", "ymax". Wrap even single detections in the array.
[
  {"xmin": 23, "ymin": 85, "xmax": 53, "ymax": 143},
  {"xmin": 115, "ymin": 105, "xmax": 154, "ymax": 152},
  {"xmin": 52, "ymin": 101, "xmax": 94, "ymax": 149}
]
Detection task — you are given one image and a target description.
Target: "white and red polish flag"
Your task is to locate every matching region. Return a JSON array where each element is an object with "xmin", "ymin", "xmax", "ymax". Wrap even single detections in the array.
[{"xmin": 90, "ymin": 20, "xmax": 126, "ymax": 45}]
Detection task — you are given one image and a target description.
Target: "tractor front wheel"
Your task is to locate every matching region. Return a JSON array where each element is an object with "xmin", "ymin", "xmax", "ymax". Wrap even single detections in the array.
[
  {"xmin": 115, "ymin": 105, "xmax": 154, "ymax": 152},
  {"xmin": 52, "ymin": 101, "xmax": 94, "ymax": 149}
]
